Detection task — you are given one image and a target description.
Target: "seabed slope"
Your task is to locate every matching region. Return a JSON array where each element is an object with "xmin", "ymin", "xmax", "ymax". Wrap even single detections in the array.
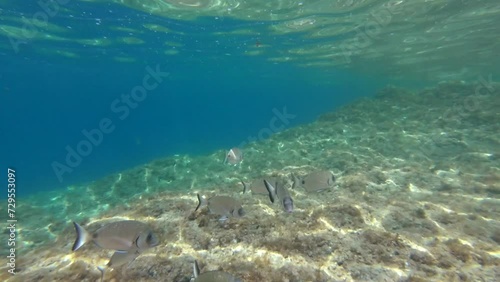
[{"xmin": 1, "ymin": 81, "xmax": 499, "ymax": 281}]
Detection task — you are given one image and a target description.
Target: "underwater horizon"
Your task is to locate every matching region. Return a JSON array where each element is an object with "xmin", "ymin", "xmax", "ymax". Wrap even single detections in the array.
[{"xmin": 1, "ymin": 0, "xmax": 499, "ymax": 281}]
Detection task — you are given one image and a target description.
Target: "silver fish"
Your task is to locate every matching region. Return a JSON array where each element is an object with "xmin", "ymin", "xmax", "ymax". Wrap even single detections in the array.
[
  {"xmin": 97, "ymin": 250, "xmax": 142, "ymax": 282},
  {"xmin": 224, "ymin": 147, "xmax": 243, "ymax": 165},
  {"xmin": 72, "ymin": 220, "xmax": 159, "ymax": 282},
  {"xmin": 299, "ymin": 170, "xmax": 335, "ymax": 192},
  {"xmin": 195, "ymin": 194, "xmax": 245, "ymax": 221},
  {"xmin": 193, "ymin": 260, "xmax": 241, "ymax": 282},
  {"xmin": 241, "ymin": 177, "xmax": 279, "ymax": 195},
  {"xmin": 72, "ymin": 220, "xmax": 159, "ymax": 252},
  {"xmin": 264, "ymin": 180, "xmax": 294, "ymax": 213},
  {"xmin": 107, "ymin": 249, "xmax": 141, "ymax": 267}
]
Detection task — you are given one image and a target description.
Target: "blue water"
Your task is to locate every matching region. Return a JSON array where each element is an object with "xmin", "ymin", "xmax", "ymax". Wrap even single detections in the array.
[{"xmin": 0, "ymin": 2, "xmax": 386, "ymax": 196}]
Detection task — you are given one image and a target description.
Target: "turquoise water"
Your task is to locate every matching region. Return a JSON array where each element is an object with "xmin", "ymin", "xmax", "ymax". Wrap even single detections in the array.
[
  {"xmin": 1, "ymin": 1, "xmax": 499, "ymax": 282},
  {"xmin": 0, "ymin": 1, "xmax": 390, "ymax": 195}
]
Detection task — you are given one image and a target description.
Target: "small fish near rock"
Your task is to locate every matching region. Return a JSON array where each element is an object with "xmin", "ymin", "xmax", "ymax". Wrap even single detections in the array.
[
  {"xmin": 192, "ymin": 260, "xmax": 242, "ymax": 282},
  {"xmin": 224, "ymin": 147, "xmax": 243, "ymax": 165},
  {"xmin": 195, "ymin": 194, "xmax": 245, "ymax": 222},
  {"xmin": 71, "ymin": 220, "xmax": 159, "ymax": 281},
  {"xmin": 296, "ymin": 170, "xmax": 336, "ymax": 192}
]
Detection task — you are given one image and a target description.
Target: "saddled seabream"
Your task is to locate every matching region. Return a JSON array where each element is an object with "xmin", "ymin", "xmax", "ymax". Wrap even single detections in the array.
[
  {"xmin": 97, "ymin": 249, "xmax": 142, "ymax": 282},
  {"xmin": 195, "ymin": 194, "xmax": 245, "ymax": 221},
  {"xmin": 72, "ymin": 220, "xmax": 159, "ymax": 282},
  {"xmin": 193, "ymin": 260, "xmax": 242, "ymax": 282},
  {"xmin": 224, "ymin": 147, "xmax": 243, "ymax": 165},
  {"xmin": 72, "ymin": 220, "xmax": 159, "ymax": 252},
  {"xmin": 264, "ymin": 179, "xmax": 294, "ymax": 213},
  {"xmin": 296, "ymin": 170, "xmax": 335, "ymax": 192}
]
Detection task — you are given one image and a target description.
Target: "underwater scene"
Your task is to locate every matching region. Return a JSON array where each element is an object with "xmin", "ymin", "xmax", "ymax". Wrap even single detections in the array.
[{"xmin": 1, "ymin": 0, "xmax": 499, "ymax": 281}]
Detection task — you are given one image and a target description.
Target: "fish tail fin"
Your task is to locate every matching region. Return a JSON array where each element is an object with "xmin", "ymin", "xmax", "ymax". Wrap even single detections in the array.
[
  {"xmin": 291, "ymin": 173, "xmax": 301, "ymax": 189},
  {"xmin": 290, "ymin": 173, "xmax": 296, "ymax": 189},
  {"xmin": 283, "ymin": 196, "xmax": 294, "ymax": 213},
  {"xmin": 240, "ymin": 179, "xmax": 247, "ymax": 194},
  {"xmin": 97, "ymin": 266, "xmax": 105, "ymax": 282},
  {"xmin": 263, "ymin": 180, "xmax": 276, "ymax": 203},
  {"xmin": 195, "ymin": 194, "xmax": 207, "ymax": 212},
  {"xmin": 72, "ymin": 221, "xmax": 91, "ymax": 251},
  {"xmin": 193, "ymin": 260, "xmax": 201, "ymax": 278},
  {"xmin": 329, "ymin": 172, "xmax": 336, "ymax": 184}
]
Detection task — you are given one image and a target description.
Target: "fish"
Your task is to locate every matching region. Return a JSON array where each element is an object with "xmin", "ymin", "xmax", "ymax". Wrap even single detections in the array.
[
  {"xmin": 72, "ymin": 220, "xmax": 159, "ymax": 252},
  {"xmin": 241, "ymin": 177, "xmax": 279, "ymax": 195},
  {"xmin": 193, "ymin": 260, "xmax": 242, "ymax": 282},
  {"xmin": 195, "ymin": 194, "xmax": 245, "ymax": 221},
  {"xmin": 224, "ymin": 147, "xmax": 243, "ymax": 165},
  {"xmin": 97, "ymin": 250, "xmax": 142, "ymax": 282},
  {"xmin": 72, "ymin": 220, "xmax": 159, "ymax": 282},
  {"xmin": 298, "ymin": 170, "xmax": 335, "ymax": 192},
  {"xmin": 264, "ymin": 179, "xmax": 294, "ymax": 213}
]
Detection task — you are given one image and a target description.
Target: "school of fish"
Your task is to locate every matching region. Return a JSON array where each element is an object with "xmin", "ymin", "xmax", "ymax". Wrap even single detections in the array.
[{"xmin": 70, "ymin": 147, "xmax": 336, "ymax": 281}]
